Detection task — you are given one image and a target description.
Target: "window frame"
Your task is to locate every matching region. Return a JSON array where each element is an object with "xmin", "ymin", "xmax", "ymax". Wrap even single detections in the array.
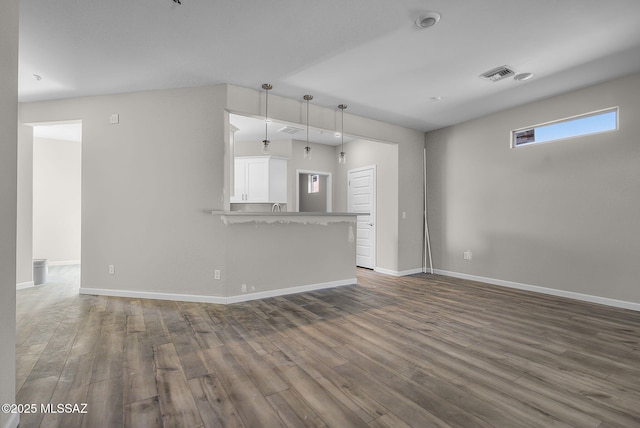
[
  {"xmin": 308, "ymin": 174, "xmax": 320, "ymax": 194},
  {"xmin": 510, "ymin": 106, "xmax": 619, "ymax": 148}
]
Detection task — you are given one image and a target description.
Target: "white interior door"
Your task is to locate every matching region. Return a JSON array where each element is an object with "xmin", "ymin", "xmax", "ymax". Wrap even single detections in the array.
[{"xmin": 348, "ymin": 166, "xmax": 376, "ymax": 269}]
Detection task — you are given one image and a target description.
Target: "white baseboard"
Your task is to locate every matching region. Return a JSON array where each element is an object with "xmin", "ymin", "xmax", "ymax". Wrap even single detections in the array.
[
  {"xmin": 226, "ymin": 278, "xmax": 355, "ymax": 303},
  {"xmin": 3, "ymin": 412, "xmax": 20, "ymax": 428},
  {"xmin": 16, "ymin": 281, "xmax": 35, "ymax": 290},
  {"xmin": 374, "ymin": 267, "xmax": 424, "ymax": 277},
  {"xmin": 433, "ymin": 269, "xmax": 640, "ymax": 312},
  {"xmin": 79, "ymin": 287, "xmax": 227, "ymax": 304},
  {"xmin": 79, "ymin": 278, "xmax": 356, "ymax": 305},
  {"xmin": 47, "ymin": 260, "xmax": 81, "ymax": 266}
]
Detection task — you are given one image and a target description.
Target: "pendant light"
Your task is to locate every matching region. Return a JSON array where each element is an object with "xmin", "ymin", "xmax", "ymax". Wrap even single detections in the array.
[
  {"xmin": 338, "ymin": 104, "xmax": 347, "ymax": 164},
  {"xmin": 262, "ymin": 83, "xmax": 272, "ymax": 154},
  {"xmin": 303, "ymin": 95, "xmax": 313, "ymax": 159}
]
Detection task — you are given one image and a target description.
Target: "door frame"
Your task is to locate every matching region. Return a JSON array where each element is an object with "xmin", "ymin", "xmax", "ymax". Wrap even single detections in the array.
[
  {"xmin": 295, "ymin": 169, "xmax": 332, "ymax": 212},
  {"xmin": 348, "ymin": 165, "xmax": 376, "ymax": 269},
  {"xmin": 20, "ymin": 120, "xmax": 83, "ymax": 288}
]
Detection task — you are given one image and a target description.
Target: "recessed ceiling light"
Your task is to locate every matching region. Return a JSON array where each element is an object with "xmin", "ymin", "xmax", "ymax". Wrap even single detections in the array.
[
  {"xmin": 334, "ymin": 132, "xmax": 341, "ymax": 138},
  {"xmin": 416, "ymin": 12, "xmax": 441, "ymax": 29},
  {"xmin": 514, "ymin": 72, "xmax": 534, "ymax": 81}
]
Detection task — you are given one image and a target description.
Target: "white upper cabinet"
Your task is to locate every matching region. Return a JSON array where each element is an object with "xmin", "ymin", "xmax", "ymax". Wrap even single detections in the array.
[{"xmin": 231, "ymin": 156, "xmax": 287, "ymax": 203}]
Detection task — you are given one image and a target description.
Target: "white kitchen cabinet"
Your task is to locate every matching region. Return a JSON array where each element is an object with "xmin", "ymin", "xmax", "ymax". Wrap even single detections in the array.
[{"xmin": 231, "ymin": 156, "xmax": 287, "ymax": 203}]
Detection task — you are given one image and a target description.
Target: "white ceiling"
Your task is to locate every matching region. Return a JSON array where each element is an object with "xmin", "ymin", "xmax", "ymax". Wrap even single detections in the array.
[
  {"xmin": 230, "ymin": 114, "xmax": 354, "ymax": 146},
  {"xmin": 18, "ymin": 0, "xmax": 640, "ymax": 133},
  {"xmin": 33, "ymin": 123, "xmax": 82, "ymax": 142}
]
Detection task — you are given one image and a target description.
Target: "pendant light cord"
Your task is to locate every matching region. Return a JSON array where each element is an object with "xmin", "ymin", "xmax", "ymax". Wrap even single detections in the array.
[
  {"xmin": 264, "ymin": 88, "xmax": 269, "ymax": 140},
  {"xmin": 303, "ymin": 95, "xmax": 313, "ymax": 158},
  {"xmin": 261, "ymin": 83, "xmax": 272, "ymax": 152},
  {"xmin": 341, "ymin": 107, "xmax": 344, "ymax": 152},
  {"xmin": 339, "ymin": 104, "xmax": 347, "ymax": 156},
  {"xmin": 306, "ymin": 98, "xmax": 309, "ymax": 146}
]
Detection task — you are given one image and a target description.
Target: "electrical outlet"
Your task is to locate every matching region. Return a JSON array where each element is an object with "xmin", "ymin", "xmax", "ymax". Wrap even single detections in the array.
[
  {"xmin": 214, "ymin": 270, "xmax": 221, "ymax": 280},
  {"xmin": 402, "ymin": 211, "xmax": 407, "ymax": 219},
  {"xmin": 463, "ymin": 251, "xmax": 472, "ymax": 261},
  {"xmin": 108, "ymin": 264, "xmax": 115, "ymax": 274}
]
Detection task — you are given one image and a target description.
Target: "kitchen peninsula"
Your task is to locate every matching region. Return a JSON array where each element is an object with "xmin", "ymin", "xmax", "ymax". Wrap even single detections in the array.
[{"xmin": 212, "ymin": 211, "xmax": 359, "ymax": 302}]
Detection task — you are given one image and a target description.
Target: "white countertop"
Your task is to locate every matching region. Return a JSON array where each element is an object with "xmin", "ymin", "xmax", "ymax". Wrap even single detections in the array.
[
  {"xmin": 211, "ymin": 211, "xmax": 364, "ymax": 225},
  {"xmin": 211, "ymin": 211, "xmax": 362, "ymax": 216}
]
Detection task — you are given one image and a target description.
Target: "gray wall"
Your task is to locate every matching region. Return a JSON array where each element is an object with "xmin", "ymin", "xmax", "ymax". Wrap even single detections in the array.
[
  {"xmin": 18, "ymin": 83, "xmax": 425, "ymax": 301},
  {"xmin": 225, "ymin": 219, "xmax": 356, "ymax": 296},
  {"xmin": 33, "ymin": 137, "xmax": 81, "ymax": 263},
  {"xmin": 1, "ymin": 1, "xmax": 18, "ymax": 427},
  {"xmin": 21, "ymin": 86, "xmax": 229, "ymax": 296},
  {"xmin": 425, "ymin": 72, "xmax": 640, "ymax": 304},
  {"xmin": 233, "ymin": 139, "xmax": 291, "ymax": 158},
  {"xmin": 16, "ymin": 125, "xmax": 34, "ymax": 286}
]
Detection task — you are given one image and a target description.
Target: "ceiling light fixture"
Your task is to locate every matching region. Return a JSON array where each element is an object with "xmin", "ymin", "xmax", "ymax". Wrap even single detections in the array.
[
  {"xmin": 261, "ymin": 83, "xmax": 272, "ymax": 154},
  {"xmin": 514, "ymin": 72, "xmax": 534, "ymax": 81},
  {"xmin": 303, "ymin": 95, "xmax": 313, "ymax": 159},
  {"xmin": 338, "ymin": 104, "xmax": 347, "ymax": 164},
  {"xmin": 416, "ymin": 12, "xmax": 441, "ymax": 29}
]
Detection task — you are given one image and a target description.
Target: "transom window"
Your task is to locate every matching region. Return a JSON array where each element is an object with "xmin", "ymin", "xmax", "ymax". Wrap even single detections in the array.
[{"xmin": 511, "ymin": 107, "xmax": 618, "ymax": 148}]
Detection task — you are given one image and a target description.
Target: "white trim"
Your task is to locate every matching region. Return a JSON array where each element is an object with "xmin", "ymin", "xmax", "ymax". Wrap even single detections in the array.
[
  {"xmin": 79, "ymin": 287, "xmax": 228, "ymax": 304},
  {"xmin": 374, "ymin": 267, "xmax": 423, "ymax": 277},
  {"xmin": 79, "ymin": 278, "xmax": 356, "ymax": 305},
  {"xmin": 433, "ymin": 269, "xmax": 640, "ymax": 312},
  {"xmin": 16, "ymin": 281, "xmax": 35, "ymax": 290},
  {"xmin": 348, "ymin": 165, "xmax": 377, "ymax": 269},
  {"xmin": 47, "ymin": 260, "xmax": 81, "ymax": 266},
  {"xmin": 226, "ymin": 278, "xmax": 355, "ymax": 303},
  {"xmin": 3, "ymin": 412, "xmax": 20, "ymax": 428}
]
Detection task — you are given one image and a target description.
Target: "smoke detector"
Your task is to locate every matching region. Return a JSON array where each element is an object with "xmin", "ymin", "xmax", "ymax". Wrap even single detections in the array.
[
  {"xmin": 416, "ymin": 12, "xmax": 441, "ymax": 29},
  {"xmin": 480, "ymin": 65, "xmax": 516, "ymax": 82},
  {"xmin": 514, "ymin": 72, "xmax": 534, "ymax": 81}
]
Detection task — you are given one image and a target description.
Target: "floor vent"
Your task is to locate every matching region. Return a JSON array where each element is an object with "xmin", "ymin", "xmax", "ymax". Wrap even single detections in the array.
[
  {"xmin": 277, "ymin": 125, "xmax": 304, "ymax": 135},
  {"xmin": 480, "ymin": 65, "xmax": 515, "ymax": 82}
]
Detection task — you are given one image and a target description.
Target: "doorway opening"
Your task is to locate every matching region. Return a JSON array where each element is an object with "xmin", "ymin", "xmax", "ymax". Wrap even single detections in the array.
[
  {"xmin": 32, "ymin": 121, "xmax": 82, "ymax": 287},
  {"xmin": 296, "ymin": 169, "xmax": 332, "ymax": 212}
]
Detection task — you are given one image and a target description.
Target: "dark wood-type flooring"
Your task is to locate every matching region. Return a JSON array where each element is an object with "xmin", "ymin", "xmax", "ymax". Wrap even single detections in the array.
[{"xmin": 16, "ymin": 265, "xmax": 640, "ymax": 427}]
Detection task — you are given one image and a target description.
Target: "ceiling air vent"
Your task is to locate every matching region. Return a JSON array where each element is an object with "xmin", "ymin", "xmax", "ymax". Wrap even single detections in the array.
[
  {"xmin": 277, "ymin": 125, "xmax": 304, "ymax": 135},
  {"xmin": 480, "ymin": 65, "xmax": 515, "ymax": 82}
]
